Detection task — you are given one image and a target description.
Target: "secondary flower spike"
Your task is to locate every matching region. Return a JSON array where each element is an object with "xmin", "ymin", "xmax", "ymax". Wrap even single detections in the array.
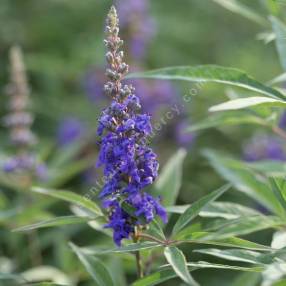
[
  {"xmin": 97, "ymin": 6, "xmax": 167, "ymax": 246},
  {"xmin": 3, "ymin": 46, "xmax": 46, "ymax": 178}
]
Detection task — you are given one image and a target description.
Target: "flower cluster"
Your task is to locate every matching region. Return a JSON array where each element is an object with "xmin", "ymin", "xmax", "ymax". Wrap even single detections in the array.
[
  {"xmin": 97, "ymin": 6, "xmax": 167, "ymax": 246},
  {"xmin": 3, "ymin": 46, "xmax": 46, "ymax": 179}
]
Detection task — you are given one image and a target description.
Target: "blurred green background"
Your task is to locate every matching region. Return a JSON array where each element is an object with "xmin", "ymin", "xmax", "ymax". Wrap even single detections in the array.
[{"xmin": 0, "ymin": 0, "xmax": 285, "ymax": 285}]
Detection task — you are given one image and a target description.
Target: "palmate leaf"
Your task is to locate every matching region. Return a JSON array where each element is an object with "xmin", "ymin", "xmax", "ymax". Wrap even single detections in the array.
[
  {"xmin": 32, "ymin": 187, "xmax": 103, "ymax": 216},
  {"xmin": 132, "ymin": 261, "xmax": 263, "ymax": 286},
  {"xmin": 172, "ymin": 184, "xmax": 230, "ymax": 235},
  {"xmin": 203, "ymin": 149, "xmax": 284, "ymax": 217},
  {"xmin": 154, "ymin": 148, "xmax": 187, "ymax": 206},
  {"xmin": 13, "ymin": 215, "xmax": 95, "ymax": 232},
  {"xmin": 164, "ymin": 247, "xmax": 199, "ymax": 286},
  {"xmin": 69, "ymin": 243, "xmax": 114, "ymax": 286},
  {"xmin": 209, "ymin": 96, "xmax": 286, "ymax": 112},
  {"xmin": 127, "ymin": 65, "xmax": 286, "ymax": 100}
]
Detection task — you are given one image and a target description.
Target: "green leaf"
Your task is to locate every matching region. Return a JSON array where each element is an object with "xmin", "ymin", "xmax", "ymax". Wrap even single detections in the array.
[
  {"xmin": 132, "ymin": 261, "xmax": 263, "ymax": 286},
  {"xmin": 271, "ymin": 16, "xmax": 286, "ymax": 72},
  {"xmin": 186, "ymin": 112, "xmax": 266, "ymax": 132},
  {"xmin": 154, "ymin": 148, "xmax": 187, "ymax": 206},
  {"xmin": 13, "ymin": 215, "xmax": 95, "ymax": 232},
  {"xmin": 209, "ymin": 96, "xmax": 286, "ymax": 112},
  {"xmin": 231, "ymin": 272, "xmax": 261, "ymax": 286},
  {"xmin": 168, "ymin": 201, "xmax": 260, "ymax": 220},
  {"xmin": 81, "ymin": 242, "xmax": 161, "ymax": 255},
  {"xmin": 32, "ymin": 187, "xmax": 103, "ymax": 216},
  {"xmin": 147, "ymin": 219, "xmax": 166, "ymax": 240},
  {"xmin": 172, "ymin": 184, "xmax": 230, "ymax": 235},
  {"xmin": 195, "ymin": 248, "xmax": 271, "ymax": 265},
  {"xmin": 203, "ymin": 149, "xmax": 284, "ymax": 216},
  {"xmin": 21, "ymin": 266, "xmax": 72, "ymax": 285},
  {"xmin": 164, "ymin": 247, "xmax": 199, "ymax": 286},
  {"xmin": 176, "ymin": 231, "xmax": 272, "ymax": 251},
  {"xmin": 69, "ymin": 242, "xmax": 114, "ymax": 286},
  {"xmin": 127, "ymin": 65, "xmax": 285, "ymax": 100},
  {"xmin": 212, "ymin": 0, "xmax": 267, "ymax": 26},
  {"xmin": 269, "ymin": 178, "xmax": 286, "ymax": 216},
  {"xmin": 203, "ymin": 215, "xmax": 283, "ymax": 240}
]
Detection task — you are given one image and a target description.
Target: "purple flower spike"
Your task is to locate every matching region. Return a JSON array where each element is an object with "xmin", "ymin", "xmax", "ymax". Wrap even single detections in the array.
[{"xmin": 97, "ymin": 6, "xmax": 167, "ymax": 246}]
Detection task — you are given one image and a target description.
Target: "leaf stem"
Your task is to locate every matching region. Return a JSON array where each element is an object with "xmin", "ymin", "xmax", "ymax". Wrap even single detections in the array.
[{"xmin": 133, "ymin": 227, "xmax": 144, "ymax": 278}]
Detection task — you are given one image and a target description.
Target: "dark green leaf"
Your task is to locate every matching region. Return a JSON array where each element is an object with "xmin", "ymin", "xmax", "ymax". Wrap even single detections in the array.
[
  {"xmin": 164, "ymin": 247, "xmax": 199, "ymax": 286},
  {"xmin": 127, "ymin": 65, "xmax": 285, "ymax": 100},
  {"xmin": 172, "ymin": 184, "xmax": 230, "ymax": 235},
  {"xmin": 32, "ymin": 187, "xmax": 103, "ymax": 216},
  {"xmin": 69, "ymin": 242, "xmax": 114, "ymax": 286},
  {"xmin": 154, "ymin": 149, "xmax": 187, "ymax": 206},
  {"xmin": 13, "ymin": 215, "xmax": 95, "ymax": 232}
]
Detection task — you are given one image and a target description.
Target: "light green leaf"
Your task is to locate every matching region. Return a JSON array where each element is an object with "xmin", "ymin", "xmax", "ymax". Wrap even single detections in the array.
[
  {"xmin": 132, "ymin": 261, "xmax": 263, "ymax": 286},
  {"xmin": 195, "ymin": 248, "xmax": 271, "ymax": 265},
  {"xmin": 168, "ymin": 201, "xmax": 260, "ymax": 220},
  {"xmin": 127, "ymin": 65, "xmax": 285, "ymax": 100},
  {"xmin": 203, "ymin": 215, "xmax": 283, "ymax": 240},
  {"xmin": 164, "ymin": 247, "xmax": 199, "ymax": 286},
  {"xmin": 154, "ymin": 148, "xmax": 187, "ymax": 206},
  {"xmin": 231, "ymin": 272, "xmax": 261, "ymax": 286},
  {"xmin": 271, "ymin": 16, "xmax": 286, "ymax": 72},
  {"xmin": 269, "ymin": 178, "xmax": 286, "ymax": 216},
  {"xmin": 176, "ymin": 231, "xmax": 271, "ymax": 251},
  {"xmin": 81, "ymin": 242, "xmax": 161, "ymax": 255},
  {"xmin": 13, "ymin": 215, "xmax": 95, "ymax": 232},
  {"xmin": 172, "ymin": 184, "xmax": 230, "ymax": 235},
  {"xmin": 21, "ymin": 266, "xmax": 73, "ymax": 285},
  {"xmin": 203, "ymin": 149, "xmax": 284, "ymax": 216},
  {"xmin": 32, "ymin": 187, "xmax": 103, "ymax": 216},
  {"xmin": 186, "ymin": 112, "xmax": 265, "ymax": 132},
  {"xmin": 212, "ymin": 0, "xmax": 267, "ymax": 26},
  {"xmin": 69, "ymin": 242, "xmax": 114, "ymax": 286},
  {"xmin": 209, "ymin": 96, "xmax": 286, "ymax": 112}
]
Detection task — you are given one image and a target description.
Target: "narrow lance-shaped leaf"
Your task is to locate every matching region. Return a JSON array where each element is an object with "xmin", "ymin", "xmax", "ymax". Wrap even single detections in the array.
[
  {"xmin": 164, "ymin": 247, "xmax": 199, "ymax": 286},
  {"xmin": 13, "ymin": 215, "xmax": 95, "ymax": 232},
  {"xmin": 212, "ymin": 0, "xmax": 267, "ymax": 26},
  {"xmin": 154, "ymin": 148, "xmax": 187, "ymax": 206},
  {"xmin": 203, "ymin": 149, "xmax": 284, "ymax": 217},
  {"xmin": 127, "ymin": 65, "xmax": 286, "ymax": 100},
  {"xmin": 186, "ymin": 112, "xmax": 266, "ymax": 132},
  {"xmin": 271, "ymin": 16, "xmax": 286, "ymax": 72},
  {"xmin": 209, "ymin": 96, "xmax": 286, "ymax": 112},
  {"xmin": 69, "ymin": 242, "xmax": 114, "ymax": 286},
  {"xmin": 269, "ymin": 178, "xmax": 286, "ymax": 217},
  {"xmin": 32, "ymin": 187, "xmax": 103, "ymax": 216},
  {"xmin": 172, "ymin": 184, "xmax": 230, "ymax": 235},
  {"xmin": 132, "ymin": 261, "xmax": 263, "ymax": 286}
]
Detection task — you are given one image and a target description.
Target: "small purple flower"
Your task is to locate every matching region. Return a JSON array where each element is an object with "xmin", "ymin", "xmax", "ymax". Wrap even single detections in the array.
[
  {"xmin": 97, "ymin": 7, "xmax": 167, "ymax": 246},
  {"xmin": 57, "ymin": 117, "xmax": 86, "ymax": 146},
  {"xmin": 243, "ymin": 134, "xmax": 286, "ymax": 162}
]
